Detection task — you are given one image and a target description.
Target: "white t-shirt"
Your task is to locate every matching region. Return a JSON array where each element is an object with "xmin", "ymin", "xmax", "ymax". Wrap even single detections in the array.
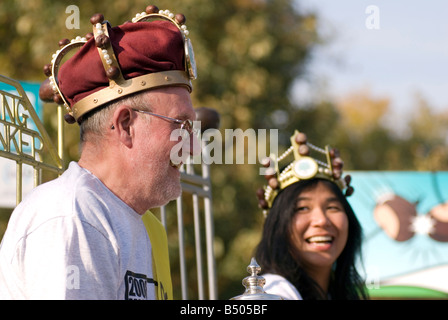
[
  {"xmin": 0, "ymin": 162, "xmax": 155, "ymax": 300},
  {"xmin": 263, "ymin": 273, "xmax": 303, "ymax": 300}
]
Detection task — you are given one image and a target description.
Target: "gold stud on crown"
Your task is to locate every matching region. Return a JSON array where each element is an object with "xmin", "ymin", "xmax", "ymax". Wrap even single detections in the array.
[{"xmin": 256, "ymin": 130, "xmax": 354, "ymax": 216}]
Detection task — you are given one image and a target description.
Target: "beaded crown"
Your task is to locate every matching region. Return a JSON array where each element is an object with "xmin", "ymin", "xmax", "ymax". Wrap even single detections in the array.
[
  {"xmin": 39, "ymin": 5, "xmax": 197, "ymax": 124},
  {"xmin": 256, "ymin": 130, "xmax": 354, "ymax": 216}
]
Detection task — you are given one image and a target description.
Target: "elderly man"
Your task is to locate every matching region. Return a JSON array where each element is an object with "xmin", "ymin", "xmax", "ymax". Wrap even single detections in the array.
[{"xmin": 0, "ymin": 5, "xmax": 197, "ymax": 300}]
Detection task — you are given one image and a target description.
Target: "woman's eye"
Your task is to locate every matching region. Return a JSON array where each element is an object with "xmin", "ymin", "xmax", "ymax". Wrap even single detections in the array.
[{"xmin": 295, "ymin": 206, "xmax": 309, "ymax": 212}]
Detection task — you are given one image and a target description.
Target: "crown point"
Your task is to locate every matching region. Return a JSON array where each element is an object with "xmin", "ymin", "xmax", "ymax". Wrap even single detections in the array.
[
  {"xmin": 295, "ymin": 132, "xmax": 307, "ymax": 144},
  {"xmin": 332, "ymin": 157, "xmax": 344, "ymax": 169},
  {"xmin": 333, "ymin": 168, "xmax": 342, "ymax": 179},
  {"xmin": 39, "ymin": 78, "xmax": 55, "ymax": 102},
  {"xmin": 95, "ymin": 34, "xmax": 110, "ymax": 49},
  {"xmin": 64, "ymin": 113, "xmax": 77, "ymax": 124},
  {"xmin": 43, "ymin": 64, "xmax": 52, "ymax": 77},
  {"xmin": 90, "ymin": 13, "xmax": 105, "ymax": 25},
  {"xmin": 345, "ymin": 186, "xmax": 354, "ymax": 197},
  {"xmin": 105, "ymin": 66, "xmax": 120, "ymax": 80},
  {"xmin": 52, "ymin": 93, "xmax": 64, "ymax": 105},
  {"xmin": 264, "ymin": 167, "xmax": 276, "ymax": 180},
  {"xmin": 145, "ymin": 5, "xmax": 159, "ymax": 14},
  {"xmin": 261, "ymin": 157, "xmax": 271, "ymax": 167},
  {"xmin": 256, "ymin": 188, "xmax": 265, "ymax": 199},
  {"xmin": 329, "ymin": 148, "xmax": 340, "ymax": 158},
  {"xmin": 58, "ymin": 38, "xmax": 70, "ymax": 48},
  {"xmin": 85, "ymin": 32, "xmax": 94, "ymax": 41},
  {"xmin": 268, "ymin": 178, "xmax": 279, "ymax": 189},
  {"xmin": 175, "ymin": 13, "xmax": 186, "ymax": 25},
  {"xmin": 258, "ymin": 199, "xmax": 268, "ymax": 209},
  {"xmin": 298, "ymin": 144, "xmax": 309, "ymax": 156},
  {"xmin": 344, "ymin": 175, "xmax": 352, "ymax": 184}
]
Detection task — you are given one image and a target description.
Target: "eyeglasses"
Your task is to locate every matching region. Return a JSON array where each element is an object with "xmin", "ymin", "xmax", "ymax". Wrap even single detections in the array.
[{"xmin": 132, "ymin": 108, "xmax": 196, "ymax": 139}]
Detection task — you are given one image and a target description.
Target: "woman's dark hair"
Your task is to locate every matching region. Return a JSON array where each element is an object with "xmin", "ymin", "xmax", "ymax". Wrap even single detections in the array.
[{"xmin": 255, "ymin": 178, "xmax": 368, "ymax": 300}]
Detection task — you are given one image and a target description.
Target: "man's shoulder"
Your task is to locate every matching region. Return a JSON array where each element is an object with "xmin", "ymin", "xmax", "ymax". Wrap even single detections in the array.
[{"xmin": 9, "ymin": 162, "xmax": 112, "ymax": 232}]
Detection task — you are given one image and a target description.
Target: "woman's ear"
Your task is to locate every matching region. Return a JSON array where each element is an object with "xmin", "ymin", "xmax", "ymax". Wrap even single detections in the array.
[{"xmin": 111, "ymin": 106, "xmax": 135, "ymax": 148}]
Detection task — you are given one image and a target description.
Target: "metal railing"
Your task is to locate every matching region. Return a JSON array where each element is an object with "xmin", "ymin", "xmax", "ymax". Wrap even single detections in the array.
[
  {"xmin": 0, "ymin": 74, "xmax": 217, "ymax": 300},
  {"xmin": 0, "ymin": 75, "xmax": 64, "ymax": 205},
  {"xmin": 164, "ymin": 160, "xmax": 218, "ymax": 300}
]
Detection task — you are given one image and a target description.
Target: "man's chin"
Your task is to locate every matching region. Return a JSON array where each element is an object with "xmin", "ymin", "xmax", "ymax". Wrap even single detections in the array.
[
  {"xmin": 146, "ymin": 162, "xmax": 183, "ymax": 209},
  {"xmin": 160, "ymin": 181, "xmax": 182, "ymax": 206},
  {"xmin": 171, "ymin": 185, "xmax": 182, "ymax": 200}
]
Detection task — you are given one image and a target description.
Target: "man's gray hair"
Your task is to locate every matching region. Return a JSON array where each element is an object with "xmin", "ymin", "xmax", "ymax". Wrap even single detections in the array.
[{"xmin": 79, "ymin": 92, "xmax": 146, "ymax": 147}]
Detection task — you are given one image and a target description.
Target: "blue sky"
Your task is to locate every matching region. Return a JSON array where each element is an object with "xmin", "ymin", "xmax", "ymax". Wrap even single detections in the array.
[{"xmin": 292, "ymin": 0, "xmax": 448, "ymax": 117}]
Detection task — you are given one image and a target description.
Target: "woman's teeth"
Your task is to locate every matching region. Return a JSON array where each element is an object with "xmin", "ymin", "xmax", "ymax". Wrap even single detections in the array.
[{"xmin": 306, "ymin": 235, "xmax": 333, "ymax": 243}]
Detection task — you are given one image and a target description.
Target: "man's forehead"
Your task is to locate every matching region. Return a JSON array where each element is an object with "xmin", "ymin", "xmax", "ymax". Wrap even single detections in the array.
[{"xmin": 143, "ymin": 87, "xmax": 194, "ymax": 119}]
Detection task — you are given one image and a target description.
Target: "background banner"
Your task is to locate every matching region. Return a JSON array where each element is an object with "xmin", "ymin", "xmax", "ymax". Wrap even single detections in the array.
[{"xmin": 348, "ymin": 171, "xmax": 448, "ymax": 298}]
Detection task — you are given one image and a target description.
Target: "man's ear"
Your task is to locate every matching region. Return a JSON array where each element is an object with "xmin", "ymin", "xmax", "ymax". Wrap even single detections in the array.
[{"xmin": 111, "ymin": 106, "xmax": 135, "ymax": 148}]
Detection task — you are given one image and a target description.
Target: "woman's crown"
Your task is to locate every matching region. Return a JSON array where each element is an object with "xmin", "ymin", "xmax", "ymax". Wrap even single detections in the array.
[{"xmin": 256, "ymin": 130, "xmax": 354, "ymax": 216}]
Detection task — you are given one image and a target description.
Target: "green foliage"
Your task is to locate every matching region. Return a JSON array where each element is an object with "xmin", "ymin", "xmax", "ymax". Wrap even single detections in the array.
[{"xmin": 0, "ymin": 0, "xmax": 447, "ymax": 300}]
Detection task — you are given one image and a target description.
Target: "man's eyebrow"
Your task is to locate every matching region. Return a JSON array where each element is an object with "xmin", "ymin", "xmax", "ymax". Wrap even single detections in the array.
[{"xmin": 172, "ymin": 111, "xmax": 195, "ymax": 120}]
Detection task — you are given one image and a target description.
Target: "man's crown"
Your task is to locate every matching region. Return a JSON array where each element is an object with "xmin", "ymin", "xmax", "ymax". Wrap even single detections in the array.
[
  {"xmin": 256, "ymin": 130, "xmax": 354, "ymax": 216},
  {"xmin": 39, "ymin": 5, "xmax": 197, "ymax": 124}
]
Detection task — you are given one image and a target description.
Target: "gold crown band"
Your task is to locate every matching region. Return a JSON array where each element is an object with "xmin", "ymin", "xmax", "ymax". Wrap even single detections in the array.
[{"xmin": 72, "ymin": 70, "xmax": 192, "ymax": 120}]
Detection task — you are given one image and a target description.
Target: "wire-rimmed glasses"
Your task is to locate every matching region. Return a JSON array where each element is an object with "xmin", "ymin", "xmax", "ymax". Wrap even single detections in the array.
[{"xmin": 132, "ymin": 108, "xmax": 197, "ymax": 140}]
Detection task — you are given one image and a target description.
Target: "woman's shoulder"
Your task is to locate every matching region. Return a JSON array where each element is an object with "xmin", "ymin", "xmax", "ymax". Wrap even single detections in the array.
[{"xmin": 262, "ymin": 273, "xmax": 303, "ymax": 300}]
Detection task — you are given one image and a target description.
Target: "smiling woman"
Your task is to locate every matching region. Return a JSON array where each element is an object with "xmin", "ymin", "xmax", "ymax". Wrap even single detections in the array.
[
  {"xmin": 253, "ymin": 131, "xmax": 368, "ymax": 300},
  {"xmin": 291, "ymin": 181, "xmax": 349, "ymax": 272}
]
